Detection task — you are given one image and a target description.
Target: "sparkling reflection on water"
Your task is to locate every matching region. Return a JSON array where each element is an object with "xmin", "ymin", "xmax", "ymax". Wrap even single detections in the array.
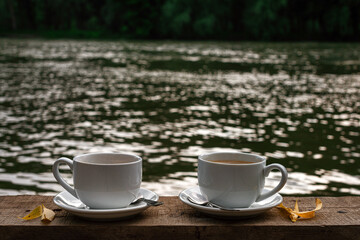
[{"xmin": 0, "ymin": 39, "xmax": 359, "ymax": 196}]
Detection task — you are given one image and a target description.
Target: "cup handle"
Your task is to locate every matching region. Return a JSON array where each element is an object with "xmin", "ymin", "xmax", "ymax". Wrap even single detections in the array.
[
  {"xmin": 256, "ymin": 163, "xmax": 288, "ymax": 202},
  {"xmin": 52, "ymin": 157, "xmax": 77, "ymax": 198}
]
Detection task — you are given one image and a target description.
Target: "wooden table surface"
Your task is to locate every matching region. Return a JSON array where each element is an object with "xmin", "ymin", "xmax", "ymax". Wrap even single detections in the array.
[{"xmin": 0, "ymin": 196, "xmax": 359, "ymax": 240}]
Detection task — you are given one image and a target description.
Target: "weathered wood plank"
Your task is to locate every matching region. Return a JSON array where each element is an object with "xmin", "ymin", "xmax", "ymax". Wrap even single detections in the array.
[{"xmin": 0, "ymin": 196, "xmax": 359, "ymax": 240}]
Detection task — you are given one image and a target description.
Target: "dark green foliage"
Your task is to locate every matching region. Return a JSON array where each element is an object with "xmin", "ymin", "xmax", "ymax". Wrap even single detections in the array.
[{"xmin": 0, "ymin": 0, "xmax": 359, "ymax": 40}]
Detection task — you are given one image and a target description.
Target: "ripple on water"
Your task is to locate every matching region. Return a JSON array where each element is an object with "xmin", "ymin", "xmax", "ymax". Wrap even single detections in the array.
[{"xmin": 0, "ymin": 39, "xmax": 359, "ymax": 196}]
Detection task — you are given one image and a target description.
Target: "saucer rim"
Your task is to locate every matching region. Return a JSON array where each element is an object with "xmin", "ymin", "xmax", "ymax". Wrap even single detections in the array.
[
  {"xmin": 178, "ymin": 186, "xmax": 283, "ymax": 213},
  {"xmin": 53, "ymin": 188, "xmax": 159, "ymax": 214}
]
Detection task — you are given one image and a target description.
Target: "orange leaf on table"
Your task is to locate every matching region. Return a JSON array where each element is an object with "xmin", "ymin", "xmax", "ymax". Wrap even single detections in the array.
[{"xmin": 277, "ymin": 198, "xmax": 322, "ymax": 222}]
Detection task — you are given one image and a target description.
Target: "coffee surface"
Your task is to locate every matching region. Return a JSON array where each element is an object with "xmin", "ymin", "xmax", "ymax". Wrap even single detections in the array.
[
  {"xmin": 209, "ymin": 160, "xmax": 255, "ymax": 164},
  {"xmin": 83, "ymin": 159, "xmax": 133, "ymax": 164},
  {"xmin": 76, "ymin": 154, "xmax": 139, "ymax": 164}
]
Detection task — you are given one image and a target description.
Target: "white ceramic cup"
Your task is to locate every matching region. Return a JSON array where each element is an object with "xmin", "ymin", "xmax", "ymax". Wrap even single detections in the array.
[
  {"xmin": 52, "ymin": 153, "xmax": 142, "ymax": 209},
  {"xmin": 198, "ymin": 152, "xmax": 288, "ymax": 208}
]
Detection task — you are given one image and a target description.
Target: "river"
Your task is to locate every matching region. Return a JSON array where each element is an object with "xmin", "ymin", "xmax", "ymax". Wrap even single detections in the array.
[{"xmin": 0, "ymin": 39, "xmax": 359, "ymax": 196}]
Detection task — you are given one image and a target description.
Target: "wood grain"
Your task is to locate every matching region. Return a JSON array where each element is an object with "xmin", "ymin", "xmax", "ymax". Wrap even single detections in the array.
[{"xmin": 0, "ymin": 196, "xmax": 359, "ymax": 240}]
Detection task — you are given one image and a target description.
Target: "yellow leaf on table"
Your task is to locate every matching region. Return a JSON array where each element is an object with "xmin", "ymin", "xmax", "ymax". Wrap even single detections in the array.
[
  {"xmin": 293, "ymin": 198, "xmax": 322, "ymax": 219},
  {"xmin": 277, "ymin": 203, "xmax": 299, "ymax": 222},
  {"xmin": 277, "ymin": 198, "xmax": 322, "ymax": 222},
  {"xmin": 41, "ymin": 205, "xmax": 55, "ymax": 222},
  {"xmin": 19, "ymin": 205, "xmax": 43, "ymax": 220},
  {"xmin": 294, "ymin": 200, "xmax": 299, "ymax": 212},
  {"xmin": 20, "ymin": 204, "xmax": 55, "ymax": 222}
]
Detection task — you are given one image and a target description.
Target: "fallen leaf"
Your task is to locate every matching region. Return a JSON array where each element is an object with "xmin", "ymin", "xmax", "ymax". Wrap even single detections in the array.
[
  {"xmin": 277, "ymin": 198, "xmax": 322, "ymax": 222},
  {"xmin": 41, "ymin": 205, "xmax": 55, "ymax": 222},
  {"xmin": 19, "ymin": 205, "xmax": 43, "ymax": 220},
  {"xmin": 20, "ymin": 204, "xmax": 55, "ymax": 222},
  {"xmin": 294, "ymin": 200, "xmax": 299, "ymax": 212},
  {"xmin": 277, "ymin": 203, "xmax": 298, "ymax": 222}
]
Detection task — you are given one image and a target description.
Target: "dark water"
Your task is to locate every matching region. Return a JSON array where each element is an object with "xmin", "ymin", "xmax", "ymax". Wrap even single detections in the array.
[{"xmin": 0, "ymin": 39, "xmax": 359, "ymax": 196}]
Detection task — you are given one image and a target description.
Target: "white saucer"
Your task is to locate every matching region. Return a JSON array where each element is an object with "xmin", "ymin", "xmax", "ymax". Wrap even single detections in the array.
[
  {"xmin": 179, "ymin": 186, "xmax": 283, "ymax": 219},
  {"xmin": 54, "ymin": 188, "xmax": 159, "ymax": 221}
]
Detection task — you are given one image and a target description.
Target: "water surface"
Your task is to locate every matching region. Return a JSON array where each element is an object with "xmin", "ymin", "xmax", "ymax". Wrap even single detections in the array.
[{"xmin": 0, "ymin": 39, "xmax": 359, "ymax": 196}]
